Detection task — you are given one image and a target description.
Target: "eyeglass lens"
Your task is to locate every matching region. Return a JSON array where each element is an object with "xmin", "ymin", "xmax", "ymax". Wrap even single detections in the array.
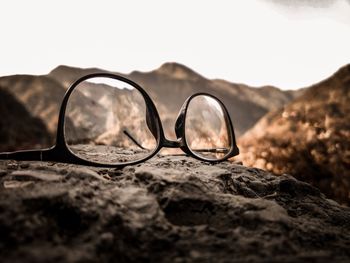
[
  {"xmin": 64, "ymin": 77, "xmax": 157, "ymax": 164},
  {"xmin": 185, "ymin": 95, "xmax": 231, "ymax": 160}
]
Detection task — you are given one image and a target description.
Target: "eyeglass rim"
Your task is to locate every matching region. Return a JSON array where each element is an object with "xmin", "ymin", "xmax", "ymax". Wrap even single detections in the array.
[
  {"xmin": 0, "ymin": 73, "xmax": 239, "ymax": 167},
  {"xmin": 174, "ymin": 93, "xmax": 239, "ymax": 162},
  {"xmin": 56, "ymin": 72, "xmax": 164, "ymax": 167}
]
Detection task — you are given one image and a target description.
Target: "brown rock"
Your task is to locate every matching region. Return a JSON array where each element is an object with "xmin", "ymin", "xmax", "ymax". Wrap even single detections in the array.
[{"xmin": 0, "ymin": 155, "xmax": 349, "ymax": 262}]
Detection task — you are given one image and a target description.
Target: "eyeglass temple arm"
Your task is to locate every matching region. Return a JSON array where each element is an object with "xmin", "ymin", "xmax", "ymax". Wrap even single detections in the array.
[
  {"xmin": 191, "ymin": 147, "xmax": 230, "ymax": 153},
  {"xmin": 0, "ymin": 149, "xmax": 46, "ymax": 161},
  {"xmin": 123, "ymin": 102, "xmax": 159, "ymax": 150},
  {"xmin": 123, "ymin": 129, "xmax": 146, "ymax": 150},
  {"xmin": 123, "ymin": 128, "xmax": 231, "ymax": 152}
]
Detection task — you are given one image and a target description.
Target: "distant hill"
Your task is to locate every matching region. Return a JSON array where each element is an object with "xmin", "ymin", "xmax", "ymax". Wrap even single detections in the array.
[
  {"xmin": 0, "ymin": 87, "xmax": 51, "ymax": 151},
  {"xmin": 0, "ymin": 75, "xmax": 66, "ymax": 136},
  {"xmin": 49, "ymin": 62, "xmax": 301, "ymax": 138},
  {"xmin": 0, "ymin": 74, "xmax": 111, "ymax": 149},
  {"xmin": 239, "ymin": 64, "xmax": 350, "ymax": 205}
]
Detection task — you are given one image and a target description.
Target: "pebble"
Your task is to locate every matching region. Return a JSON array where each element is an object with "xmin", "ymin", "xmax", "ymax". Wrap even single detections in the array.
[
  {"xmin": 3, "ymin": 180, "xmax": 34, "ymax": 188},
  {"xmin": 7, "ymin": 162, "xmax": 18, "ymax": 170},
  {"xmin": 10, "ymin": 170, "xmax": 62, "ymax": 182},
  {"xmin": 20, "ymin": 163, "xmax": 30, "ymax": 169},
  {"xmin": 99, "ymin": 232, "xmax": 114, "ymax": 247}
]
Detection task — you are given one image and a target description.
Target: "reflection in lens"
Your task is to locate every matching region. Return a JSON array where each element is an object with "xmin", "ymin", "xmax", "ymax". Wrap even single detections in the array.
[
  {"xmin": 64, "ymin": 77, "xmax": 157, "ymax": 164},
  {"xmin": 185, "ymin": 95, "xmax": 231, "ymax": 160}
]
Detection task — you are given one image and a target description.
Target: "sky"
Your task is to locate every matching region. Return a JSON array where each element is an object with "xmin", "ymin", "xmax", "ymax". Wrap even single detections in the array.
[{"xmin": 1, "ymin": 0, "xmax": 350, "ymax": 89}]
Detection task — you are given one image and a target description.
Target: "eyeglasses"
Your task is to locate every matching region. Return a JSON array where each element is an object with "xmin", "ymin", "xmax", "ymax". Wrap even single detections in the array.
[{"xmin": 0, "ymin": 73, "xmax": 239, "ymax": 167}]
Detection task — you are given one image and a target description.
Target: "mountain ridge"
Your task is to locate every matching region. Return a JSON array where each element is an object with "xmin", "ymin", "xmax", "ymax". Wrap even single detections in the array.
[
  {"xmin": 0, "ymin": 88, "xmax": 51, "ymax": 151},
  {"xmin": 4, "ymin": 62, "xmax": 349, "ymax": 155},
  {"xmin": 47, "ymin": 62, "xmax": 302, "ymax": 138},
  {"xmin": 151, "ymin": 62, "xmax": 206, "ymax": 81}
]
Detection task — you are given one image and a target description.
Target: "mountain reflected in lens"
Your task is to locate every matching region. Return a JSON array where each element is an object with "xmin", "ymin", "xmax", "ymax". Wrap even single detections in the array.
[
  {"xmin": 64, "ymin": 77, "xmax": 157, "ymax": 164},
  {"xmin": 185, "ymin": 95, "xmax": 231, "ymax": 160}
]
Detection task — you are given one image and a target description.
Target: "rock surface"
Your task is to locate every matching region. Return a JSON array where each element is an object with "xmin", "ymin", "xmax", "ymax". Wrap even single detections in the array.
[{"xmin": 0, "ymin": 155, "xmax": 349, "ymax": 263}]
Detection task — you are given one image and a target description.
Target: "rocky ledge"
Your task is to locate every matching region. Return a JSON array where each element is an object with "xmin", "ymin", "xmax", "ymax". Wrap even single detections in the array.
[{"xmin": 0, "ymin": 155, "xmax": 349, "ymax": 263}]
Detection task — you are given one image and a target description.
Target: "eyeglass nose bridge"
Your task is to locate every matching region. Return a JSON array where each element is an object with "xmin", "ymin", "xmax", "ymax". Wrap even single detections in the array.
[{"xmin": 162, "ymin": 138, "xmax": 183, "ymax": 148}]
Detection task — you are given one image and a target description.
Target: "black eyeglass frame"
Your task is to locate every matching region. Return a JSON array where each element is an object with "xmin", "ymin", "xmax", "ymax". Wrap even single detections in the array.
[{"xmin": 0, "ymin": 73, "xmax": 239, "ymax": 167}]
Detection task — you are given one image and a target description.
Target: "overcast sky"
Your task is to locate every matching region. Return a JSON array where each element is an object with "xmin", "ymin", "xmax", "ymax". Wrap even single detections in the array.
[{"xmin": 1, "ymin": 0, "xmax": 349, "ymax": 89}]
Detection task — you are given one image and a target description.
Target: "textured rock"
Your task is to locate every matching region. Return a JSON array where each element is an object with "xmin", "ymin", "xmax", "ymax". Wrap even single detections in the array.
[{"xmin": 0, "ymin": 155, "xmax": 349, "ymax": 263}]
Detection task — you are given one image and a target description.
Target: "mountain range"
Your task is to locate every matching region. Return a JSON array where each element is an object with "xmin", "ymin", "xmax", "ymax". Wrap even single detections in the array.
[
  {"xmin": 0, "ymin": 88, "xmax": 51, "ymax": 151},
  {"xmin": 51, "ymin": 63, "xmax": 303, "ymax": 137},
  {"xmin": 0, "ymin": 62, "xmax": 302, "ymax": 149}
]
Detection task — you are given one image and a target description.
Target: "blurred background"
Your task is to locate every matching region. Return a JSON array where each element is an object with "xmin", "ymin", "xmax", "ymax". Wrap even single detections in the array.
[{"xmin": 0, "ymin": 0, "xmax": 349, "ymax": 204}]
